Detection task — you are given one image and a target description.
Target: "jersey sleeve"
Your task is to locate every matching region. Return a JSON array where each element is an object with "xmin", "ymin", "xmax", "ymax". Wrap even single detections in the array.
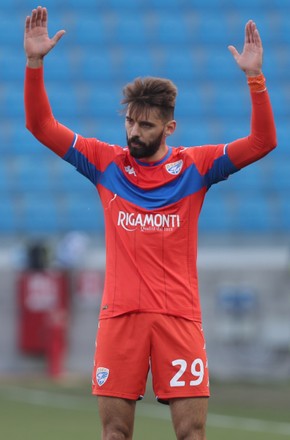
[
  {"xmin": 227, "ymin": 86, "xmax": 277, "ymax": 169},
  {"xmin": 185, "ymin": 76, "xmax": 277, "ymax": 188},
  {"xmin": 24, "ymin": 66, "xmax": 123, "ymax": 184},
  {"xmin": 24, "ymin": 66, "xmax": 75, "ymax": 157}
]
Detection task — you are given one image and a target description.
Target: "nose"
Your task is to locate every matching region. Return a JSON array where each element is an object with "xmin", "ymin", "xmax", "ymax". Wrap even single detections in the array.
[{"xmin": 130, "ymin": 123, "xmax": 140, "ymax": 137}]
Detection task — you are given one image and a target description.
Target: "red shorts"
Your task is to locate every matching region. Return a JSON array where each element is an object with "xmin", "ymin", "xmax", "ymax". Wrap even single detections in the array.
[{"xmin": 92, "ymin": 313, "xmax": 210, "ymax": 403}]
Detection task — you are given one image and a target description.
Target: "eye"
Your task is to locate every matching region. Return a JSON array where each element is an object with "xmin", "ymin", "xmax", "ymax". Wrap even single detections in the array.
[
  {"xmin": 126, "ymin": 117, "xmax": 134, "ymax": 124},
  {"xmin": 141, "ymin": 122, "xmax": 154, "ymax": 129}
]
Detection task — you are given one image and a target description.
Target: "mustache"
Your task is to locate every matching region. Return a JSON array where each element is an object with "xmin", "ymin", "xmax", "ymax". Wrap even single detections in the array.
[{"xmin": 128, "ymin": 136, "xmax": 145, "ymax": 147}]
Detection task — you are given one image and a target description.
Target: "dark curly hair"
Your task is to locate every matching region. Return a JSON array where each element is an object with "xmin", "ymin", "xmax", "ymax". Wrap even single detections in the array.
[{"xmin": 121, "ymin": 77, "xmax": 177, "ymax": 122}]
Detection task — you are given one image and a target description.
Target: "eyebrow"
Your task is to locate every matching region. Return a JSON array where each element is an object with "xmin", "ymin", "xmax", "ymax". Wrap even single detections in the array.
[{"xmin": 126, "ymin": 116, "xmax": 157, "ymax": 127}]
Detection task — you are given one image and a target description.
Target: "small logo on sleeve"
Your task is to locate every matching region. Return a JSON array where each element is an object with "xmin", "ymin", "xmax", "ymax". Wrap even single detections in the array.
[
  {"xmin": 165, "ymin": 160, "xmax": 183, "ymax": 175},
  {"xmin": 96, "ymin": 367, "xmax": 110, "ymax": 386}
]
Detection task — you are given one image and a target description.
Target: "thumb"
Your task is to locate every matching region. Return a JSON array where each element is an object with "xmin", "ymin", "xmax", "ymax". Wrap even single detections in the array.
[
  {"xmin": 51, "ymin": 30, "xmax": 66, "ymax": 47},
  {"xmin": 228, "ymin": 45, "xmax": 240, "ymax": 62}
]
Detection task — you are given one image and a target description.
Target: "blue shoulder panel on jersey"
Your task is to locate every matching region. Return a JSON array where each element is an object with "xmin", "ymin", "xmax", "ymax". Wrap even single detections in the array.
[
  {"xmin": 63, "ymin": 144, "xmax": 101, "ymax": 185},
  {"xmin": 99, "ymin": 161, "xmax": 205, "ymax": 209},
  {"xmin": 63, "ymin": 143, "xmax": 239, "ymax": 210},
  {"xmin": 204, "ymin": 148, "xmax": 238, "ymax": 189}
]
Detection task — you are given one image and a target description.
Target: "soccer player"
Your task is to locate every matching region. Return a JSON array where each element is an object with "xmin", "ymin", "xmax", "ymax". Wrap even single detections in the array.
[{"xmin": 24, "ymin": 6, "xmax": 276, "ymax": 440}]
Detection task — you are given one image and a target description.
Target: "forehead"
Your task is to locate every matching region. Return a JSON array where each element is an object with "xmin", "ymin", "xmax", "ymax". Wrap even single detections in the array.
[{"xmin": 126, "ymin": 105, "xmax": 163, "ymax": 124}]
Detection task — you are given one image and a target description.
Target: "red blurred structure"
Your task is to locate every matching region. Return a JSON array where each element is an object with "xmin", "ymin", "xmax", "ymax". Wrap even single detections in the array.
[{"xmin": 18, "ymin": 271, "xmax": 69, "ymax": 378}]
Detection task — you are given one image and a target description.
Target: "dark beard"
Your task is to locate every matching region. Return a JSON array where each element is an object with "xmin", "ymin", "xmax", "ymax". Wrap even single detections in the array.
[{"xmin": 127, "ymin": 131, "xmax": 164, "ymax": 159}]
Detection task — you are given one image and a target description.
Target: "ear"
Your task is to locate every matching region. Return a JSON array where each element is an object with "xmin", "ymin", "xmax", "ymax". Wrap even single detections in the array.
[{"xmin": 165, "ymin": 120, "xmax": 177, "ymax": 137}]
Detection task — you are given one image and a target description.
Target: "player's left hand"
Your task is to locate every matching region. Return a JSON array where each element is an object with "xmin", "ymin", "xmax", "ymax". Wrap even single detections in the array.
[{"xmin": 228, "ymin": 20, "xmax": 263, "ymax": 77}]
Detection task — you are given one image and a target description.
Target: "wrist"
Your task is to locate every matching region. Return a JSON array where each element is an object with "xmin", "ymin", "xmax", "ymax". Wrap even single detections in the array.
[
  {"xmin": 26, "ymin": 57, "xmax": 43, "ymax": 68},
  {"xmin": 245, "ymin": 69, "xmax": 262, "ymax": 77}
]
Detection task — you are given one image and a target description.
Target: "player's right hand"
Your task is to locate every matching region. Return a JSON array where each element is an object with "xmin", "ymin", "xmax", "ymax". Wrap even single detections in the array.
[{"xmin": 24, "ymin": 6, "xmax": 65, "ymax": 64}]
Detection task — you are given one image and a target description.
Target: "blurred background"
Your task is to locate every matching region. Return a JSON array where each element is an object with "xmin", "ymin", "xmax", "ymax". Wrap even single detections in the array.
[{"xmin": 0, "ymin": 0, "xmax": 290, "ymax": 438}]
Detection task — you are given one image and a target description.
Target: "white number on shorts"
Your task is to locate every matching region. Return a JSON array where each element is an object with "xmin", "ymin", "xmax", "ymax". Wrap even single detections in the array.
[
  {"xmin": 170, "ymin": 359, "xmax": 187, "ymax": 387},
  {"xmin": 170, "ymin": 358, "xmax": 204, "ymax": 387},
  {"xmin": 190, "ymin": 358, "xmax": 204, "ymax": 386}
]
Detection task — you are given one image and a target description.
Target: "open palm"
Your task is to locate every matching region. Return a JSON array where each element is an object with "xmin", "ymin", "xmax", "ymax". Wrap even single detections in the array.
[
  {"xmin": 24, "ymin": 6, "xmax": 65, "ymax": 60},
  {"xmin": 228, "ymin": 20, "xmax": 263, "ymax": 76}
]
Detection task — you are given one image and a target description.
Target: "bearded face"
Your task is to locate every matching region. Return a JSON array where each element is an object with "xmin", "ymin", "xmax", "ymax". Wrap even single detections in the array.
[{"xmin": 126, "ymin": 130, "xmax": 164, "ymax": 159}]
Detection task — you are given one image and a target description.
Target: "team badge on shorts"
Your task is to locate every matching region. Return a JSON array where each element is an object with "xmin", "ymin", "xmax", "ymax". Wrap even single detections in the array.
[
  {"xmin": 165, "ymin": 160, "xmax": 183, "ymax": 175},
  {"xmin": 96, "ymin": 367, "xmax": 109, "ymax": 386}
]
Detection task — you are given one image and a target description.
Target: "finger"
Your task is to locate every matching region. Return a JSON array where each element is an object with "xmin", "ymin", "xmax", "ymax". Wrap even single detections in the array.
[
  {"xmin": 51, "ymin": 30, "xmax": 66, "ymax": 47},
  {"xmin": 228, "ymin": 45, "xmax": 240, "ymax": 62},
  {"xmin": 36, "ymin": 6, "xmax": 42, "ymax": 27},
  {"xmin": 42, "ymin": 7, "xmax": 48, "ymax": 28},
  {"xmin": 247, "ymin": 22, "xmax": 253, "ymax": 44},
  {"xmin": 250, "ymin": 21, "xmax": 257, "ymax": 44},
  {"xmin": 245, "ymin": 20, "xmax": 251, "ymax": 44},
  {"xmin": 30, "ymin": 8, "xmax": 37, "ymax": 29},
  {"xmin": 253, "ymin": 27, "xmax": 262, "ymax": 47},
  {"xmin": 25, "ymin": 16, "xmax": 31, "ymax": 34}
]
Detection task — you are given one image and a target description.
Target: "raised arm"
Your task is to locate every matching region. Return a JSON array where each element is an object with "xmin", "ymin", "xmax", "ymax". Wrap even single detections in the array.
[
  {"xmin": 24, "ymin": 6, "xmax": 75, "ymax": 157},
  {"xmin": 226, "ymin": 20, "xmax": 277, "ymax": 168}
]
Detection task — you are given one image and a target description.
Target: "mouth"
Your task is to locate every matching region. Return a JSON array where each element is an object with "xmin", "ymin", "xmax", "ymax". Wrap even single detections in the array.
[{"xmin": 129, "ymin": 139, "xmax": 144, "ymax": 148}]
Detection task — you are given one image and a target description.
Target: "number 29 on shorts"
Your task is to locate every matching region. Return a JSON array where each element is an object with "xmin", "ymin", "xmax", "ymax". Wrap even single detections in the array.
[{"xmin": 170, "ymin": 358, "xmax": 205, "ymax": 387}]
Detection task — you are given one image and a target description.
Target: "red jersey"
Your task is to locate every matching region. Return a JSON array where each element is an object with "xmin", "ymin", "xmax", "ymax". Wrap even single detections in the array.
[{"xmin": 24, "ymin": 67, "xmax": 277, "ymax": 322}]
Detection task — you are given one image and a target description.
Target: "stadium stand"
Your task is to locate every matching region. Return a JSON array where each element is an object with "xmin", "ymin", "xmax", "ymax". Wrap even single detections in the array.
[{"xmin": 1, "ymin": 0, "xmax": 289, "ymax": 237}]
